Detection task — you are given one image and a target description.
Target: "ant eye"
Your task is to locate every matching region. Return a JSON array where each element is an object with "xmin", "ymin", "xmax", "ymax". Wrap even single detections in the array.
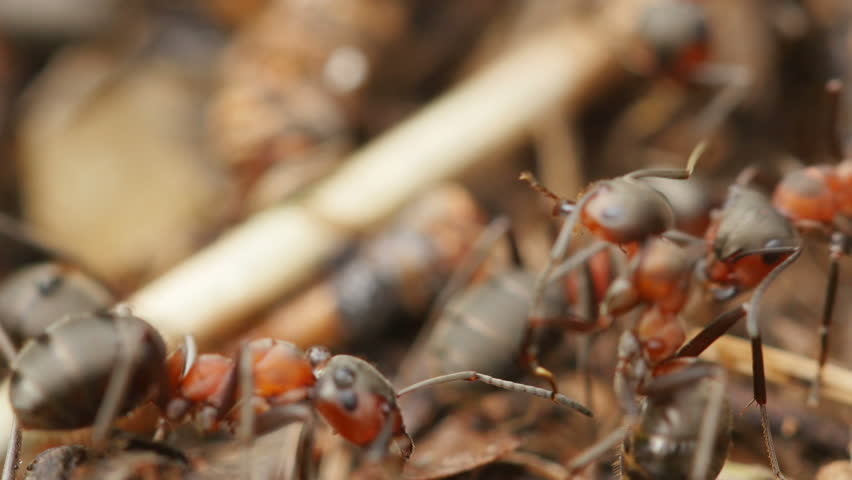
[
  {"xmin": 37, "ymin": 275, "xmax": 62, "ymax": 296},
  {"xmin": 333, "ymin": 366, "xmax": 355, "ymax": 388},
  {"xmin": 339, "ymin": 390, "xmax": 358, "ymax": 411}
]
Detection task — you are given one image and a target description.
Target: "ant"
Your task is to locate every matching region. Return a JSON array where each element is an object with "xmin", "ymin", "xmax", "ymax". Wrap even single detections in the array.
[
  {"xmin": 624, "ymin": 0, "xmax": 751, "ymax": 147},
  {"xmin": 567, "ymin": 309, "xmax": 731, "ymax": 480},
  {"xmin": 525, "ymin": 147, "xmax": 799, "ymax": 478},
  {"xmin": 0, "ymin": 213, "xmax": 117, "ymax": 377},
  {"xmin": 395, "ymin": 216, "xmax": 599, "ymax": 435},
  {"xmin": 771, "ymin": 79, "xmax": 852, "ymax": 405},
  {"xmin": 233, "ymin": 184, "xmax": 487, "ymax": 350},
  {"xmin": 3, "ymin": 308, "xmax": 593, "ymax": 479},
  {"xmin": 521, "ymin": 144, "xmax": 704, "ymax": 396},
  {"xmin": 674, "ymin": 171, "xmax": 801, "ymax": 479}
]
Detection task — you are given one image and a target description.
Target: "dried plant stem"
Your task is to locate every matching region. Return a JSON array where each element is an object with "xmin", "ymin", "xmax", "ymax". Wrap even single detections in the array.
[
  {"xmin": 0, "ymin": 0, "xmax": 651, "ymax": 458},
  {"xmin": 128, "ymin": 5, "xmax": 642, "ymax": 350},
  {"xmin": 698, "ymin": 332, "xmax": 852, "ymax": 407}
]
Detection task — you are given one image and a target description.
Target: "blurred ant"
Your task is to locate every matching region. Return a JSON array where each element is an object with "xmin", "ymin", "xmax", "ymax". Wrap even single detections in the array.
[
  {"xmin": 772, "ymin": 79, "xmax": 852, "ymax": 405},
  {"xmin": 395, "ymin": 217, "xmax": 598, "ymax": 434},
  {"xmin": 630, "ymin": 0, "xmax": 751, "ymax": 141},
  {"xmin": 3, "ymin": 309, "xmax": 592, "ymax": 479},
  {"xmin": 521, "ymin": 144, "xmax": 704, "ymax": 396},
  {"xmin": 233, "ymin": 184, "xmax": 487, "ymax": 350},
  {"xmin": 0, "ymin": 213, "xmax": 117, "ymax": 377},
  {"xmin": 567, "ymin": 310, "xmax": 731, "ymax": 480}
]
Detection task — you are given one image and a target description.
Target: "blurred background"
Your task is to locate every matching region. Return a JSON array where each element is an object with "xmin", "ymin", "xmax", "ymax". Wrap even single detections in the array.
[{"xmin": 0, "ymin": 0, "xmax": 851, "ymax": 478}]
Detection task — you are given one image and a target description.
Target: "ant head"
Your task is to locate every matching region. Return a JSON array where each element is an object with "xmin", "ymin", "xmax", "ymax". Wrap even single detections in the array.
[
  {"xmin": 312, "ymin": 355, "xmax": 404, "ymax": 448},
  {"xmin": 705, "ymin": 187, "xmax": 797, "ymax": 289},
  {"xmin": 581, "ymin": 180, "xmax": 675, "ymax": 244},
  {"xmin": 773, "ymin": 166, "xmax": 837, "ymax": 225}
]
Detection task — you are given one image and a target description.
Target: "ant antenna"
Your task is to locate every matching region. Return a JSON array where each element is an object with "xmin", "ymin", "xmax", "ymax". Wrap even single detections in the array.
[
  {"xmin": 236, "ymin": 344, "xmax": 259, "ymax": 480},
  {"xmin": 745, "ymin": 247, "xmax": 801, "ymax": 479},
  {"xmin": 396, "ymin": 371, "xmax": 592, "ymax": 417},
  {"xmin": 519, "ymin": 171, "xmax": 570, "ymax": 216},
  {"xmin": 690, "ymin": 368, "xmax": 727, "ymax": 480}
]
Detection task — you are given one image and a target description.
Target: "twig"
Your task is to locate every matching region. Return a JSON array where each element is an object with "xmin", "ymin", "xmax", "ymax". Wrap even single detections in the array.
[
  {"xmin": 697, "ymin": 332, "xmax": 852, "ymax": 407},
  {"xmin": 0, "ymin": 0, "xmax": 651, "ymax": 458},
  {"xmin": 127, "ymin": 3, "xmax": 645, "ymax": 350}
]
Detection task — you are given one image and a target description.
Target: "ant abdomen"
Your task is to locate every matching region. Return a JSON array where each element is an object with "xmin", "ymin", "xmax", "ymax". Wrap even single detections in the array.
[
  {"xmin": 0, "ymin": 263, "xmax": 113, "ymax": 362},
  {"xmin": 10, "ymin": 311, "xmax": 166, "ymax": 430},
  {"xmin": 426, "ymin": 270, "xmax": 565, "ymax": 379},
  {"xmin": 621, "ymin": 371, "xmax": 731, "ymax": 480}
]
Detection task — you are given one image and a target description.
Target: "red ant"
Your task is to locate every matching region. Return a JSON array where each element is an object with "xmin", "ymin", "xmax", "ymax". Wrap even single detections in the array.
[
  {"xmin": 630, "ymin": 0, "xmax": 752, "ymax": 143},
  {"xmin": 521, "ymin": 144, "xmax": 704, "ymax": 395},
  {"xmin": 771, "ymin": 79, "xmax": 852, "ymax": 405},
  {"xmin": 567, "ymin": 308, "xmax": 731, "ymax": 480},
  {"xmin": 676, "ymin": 173, "xmax": 801, "ymax": 479},
  {"xmin": 233, "ymin": 184, "xmax": 487, "ymax": 350},
  {"xmin": 525, "ymin": 146, "xmax": 799, "ymax": 478},
  {"xmin": 3, "ymin": 308, "xmax": 592, "ymax": 479},
  {"xmin": 395, "ymin": 216, "xmax": 598, "ymax": 435}
]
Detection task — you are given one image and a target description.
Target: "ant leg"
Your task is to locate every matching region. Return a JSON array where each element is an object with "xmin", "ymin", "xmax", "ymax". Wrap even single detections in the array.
[
  {"xmin": 661, "ymin": 229, "xmax": 705, "ymax": 246},
  {"xmin": 567, "ymin": 422, "xmax": 631, "ymax": 473},
  {"xmin": 364, "ymin": 411, "xmax": 397, "ymax": 462},
  {"xmin": 1, "ymin": 419, "xmax": 21, "ymax": 480},
  {"xmin": 746, "ymin": 248, "xmax": 801, "ymax": 480},
  {"xmin": 691, "ymin": 366, "xmax": 727, "ymax": 480},
  {"xmin": 92, "ymin": 306, "xmax": 143, "ymax": 448},
  {"xmin": 525, "ymin": 194, "xmax": 592, "ymax": 394},
  {"xmin": 808, "ymin": 236, "xmax": 843, "ymax": 406},
  {"xmin": 546, "ymin": 241, "xmax": 611, "ymax": 285},
  {"xmin": 576, "ymin": 260, "xmax": 601, "ymax": 413},
  {"xmin": 0, "ymin": 326, "xmax": 19, "ymax": 480},
  {"xmin": 624, "ymin": 141, "xmax": 705, "ymax": 180},
  {"xmin": 237, "ymin": 344, "xmax": 256, "ymax": 480},
  {"xmin": 676, "ymin": 305, "xmax": 746, "ymax": 357},
  {"xmin": 825, "ymin": 79, "xmax": 844, "ymax": 161},
  {"xmin": 522, "ymin": 240, "xmax": 609, "ymax": 396},
  {"xmin": 689, "ymin": 63, "xmax": 751, "ymax": 136},
  {"xmin": 424, "ymin": 216, "xmax": 511, "ymax": 323},
  {"xmin": 293, "ymin": 414, "xmax": 316, "ymax": 480},
  {"xmin": 396, "ymin": 371, "xmax": 592, "ymax": 417}
]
